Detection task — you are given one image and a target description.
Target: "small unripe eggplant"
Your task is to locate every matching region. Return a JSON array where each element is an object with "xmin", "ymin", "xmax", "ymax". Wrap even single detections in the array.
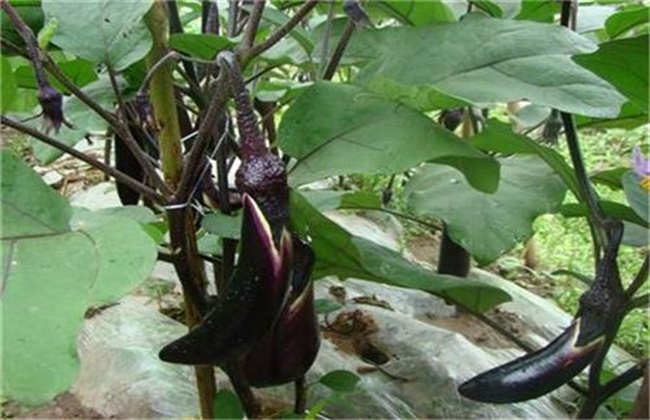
[{"xmin": 159, "ymin": 194, "xmax": 292, "ymax": 365}]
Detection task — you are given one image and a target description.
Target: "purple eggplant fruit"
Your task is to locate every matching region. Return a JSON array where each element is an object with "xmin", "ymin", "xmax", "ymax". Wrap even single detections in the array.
[
  {"xmin": 458, "ymin": 318, "xmax": 603, "ymax": 403},
  {"xmin": 244, "ymin": 239, "xmax": 320, "ymax": 387},
  {"xmin": 159, "ymin": 194, "xmax": 292, "ymax": 365},
  {"xmin": 459, "ymin": 220, "xmax": 625, "ymax": 403}
]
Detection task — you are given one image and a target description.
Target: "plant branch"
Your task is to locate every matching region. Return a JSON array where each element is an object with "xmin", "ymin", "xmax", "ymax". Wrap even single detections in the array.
[
  {"xmin": 177, "ymin": 74, "xmax": 230, "ymax": 203},
  {"xmin": 577, "ymin": 360, "xmax": 646, "ymax": 419},
  {"xmin": 245, "ymin": 0, "xmax": 318, "ymax": 61},
  {"xmin": 242, "ymin": 0, "xmax": 266, "ymax": 48},
  {"xmin": 322, "ymin": 18, "xmax": 355, "ymax": 80},
  {"xmin": 145, "ymin": 2, "xmax": 215, "ymax": 417},
  {"xmin": 1, "ymin": 116, "xmax": 163, "ymax": 203}
]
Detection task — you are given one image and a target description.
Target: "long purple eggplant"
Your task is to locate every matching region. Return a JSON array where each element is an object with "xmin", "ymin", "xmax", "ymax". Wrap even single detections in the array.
[
  {"xmin": 159, "ymin": 194, "xmax": 292, "ymax": 365},
  {"xmin": 458, "ymin": 319, "xmax": 603, "ymax": 403},
  {"xmin": 459, "ymin": 221, "xmax": 625, "ymax": 403},
  {"xmin": 244, "ymin": 239, "xmax": 320, "ymax": 387}
]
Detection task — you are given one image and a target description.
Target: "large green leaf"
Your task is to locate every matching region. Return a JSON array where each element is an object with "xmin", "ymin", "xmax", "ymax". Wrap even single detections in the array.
[
  {"xmin": 515, "ymin": 0, "xmax": 559, "ymax": 22},
  {"xmin": 29, "ymin": 76, "xmax": 120, "ymax": 164},
  {"xmin": 0, "ymin": 151, "xmax": 157, "ymax": 405},
  {"xmin": 280, "ymin": 82, "xmax": 499, "ymax": 193},
  {"xmin": 43, "ymin": 0, "xmax": 153, "ymax": 70},
  {"xmin": 574, "ymin": 35, "xmax": 648, "ymax": 113},
  {"xmin": 352, "ymin": 15, "xmax": 626, "ymax": 117},
  {"xmin": 405, "ymin": 155, "xmax": 567, "ymax": 264},
  {"xmin": 290, "ymin": 191, "xmax": 511, "ymax": 313}
]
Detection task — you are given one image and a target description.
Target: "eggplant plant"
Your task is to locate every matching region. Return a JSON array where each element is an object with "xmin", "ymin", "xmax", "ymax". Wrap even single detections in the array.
[{"xmin": 1, "ymin": 0, "xmax": 647, "ymax": 418}]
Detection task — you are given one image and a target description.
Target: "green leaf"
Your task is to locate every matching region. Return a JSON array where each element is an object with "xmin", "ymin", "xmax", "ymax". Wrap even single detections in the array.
[
  {"xmin": 353, "ymin": 16, "xmax": 625, "ymax": 117},
  {"xmin": 202, "ymin": 212, "xmax": 242, "ymax": 240},
  {"xmin": 605, "ymin": 6, "xmax": 649, "ymax": 39},
  {"xmin": 470, "ymin": 120, "xmax": 580, "ymax": 198},
  {"xmin": 622, "ymin": 222, "xmax": 649, "ymax": 248},
  {"xmin": 574, "ymin": 35, "xmax": 648, "ymax": 113},
  {"xmin": 30, "ymin": 76, "xmax": 119, "ymax": 164},
  {"xmin": 314, "ymin": 298, "xmax": 344, "ymax": 315},
  {"xmin": 405, "ymin": 156, "xmax": 567, "ymax": 264},
  {"xmin": 1, "ymin": 151, "xmax": 157, "ymax": 405},
  {"xmin": 1, "ymin": 56, "xmax": 18, "ymax": 112},
  {"xmin": 623, "ymin": 171, "xmax": 649, "ymax": 223},
  {"xmin": 280, "ymin": 82, "xmax": 499, "ymax": 193},
  {"xmin": 515, "ymin": 0, "xmax": 560, "ymax": 22},
  {"xmin": 213, "ymin": 389, "xmax": 244, "ymax": 420},
  {"xmin": 319, "ymin": 370, "xmax": 360, "ymax": 393},
  {"xmin": 557, "ymin": 201, "xmax": 648, "ymax": 228},
  {"xmin": 1, "ymin": 5, "xmax": 43, "ymax": 55},
  {"xmin": 290, "ymin": 191, "xmax": 510, "ymax": 313},
  {"xmin": 365, "ymin": 0, "xmax": 456, "ymax": 26},
  {"xmin": 576, "ymin": 102, "xmax": 648, "ymax": 130},
  {"xmin": 1, "ymin": 151, "xmax": 71, "ymax": 238},
  {"xmin": 43, "ymin": 0, "xmax": 153, "ymax": 70},
  {"xmin": 590, "ymin": 168, "xmax": 627, "ymax": 191},
  {"xmin": 169, "ymin": 33, "xmax": 236, "ymax": 60},
  {"xmin": 37, "ymin": 16, "xmax": 59, "ymax": 49},
  {"xmin": 300, "ymin": 190, "xmax": 381, "ymax": 212}
]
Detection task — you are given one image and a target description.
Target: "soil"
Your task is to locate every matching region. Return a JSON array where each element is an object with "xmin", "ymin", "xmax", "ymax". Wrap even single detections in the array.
[{"xmin": 3, "ymin": 392, "xmax": 103, "ymax": 419}]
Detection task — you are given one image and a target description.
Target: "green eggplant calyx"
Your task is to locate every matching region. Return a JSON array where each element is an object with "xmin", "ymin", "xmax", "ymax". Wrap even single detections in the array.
[
  {"xmin": 158, "ymin": 194, "xmax": 292, "ymax": 366},
  {"xmin": 458, "ymin": 318, "xmax": 603, "ymax": 404}
]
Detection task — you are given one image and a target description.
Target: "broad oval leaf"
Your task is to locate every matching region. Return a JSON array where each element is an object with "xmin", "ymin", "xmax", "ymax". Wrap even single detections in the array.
[
  {"xmin": 43, "ymin": 0, "xmax": 153, "ymax": 70},
  {"xmin": 405, "ymin": 155, "xmax": 567, "ymax": 264},
  {"xmin": 290, "ymin": 191, "xmax": 510, "ymax": 313},
  {"xmin": 1, "ymin": 150, "xmax": 70, "ymax": 237},
  {"xmin": 280, "ymin": 82, "xmax": 499, "ymax": 193},
  {"xmin": 574, "ymin": 35, "xmax": 648, "ymax": 113},
  {"xmin": 1, "ymin": 152, "xmax": 157, "ymax": 405},
  {"xmin": 352, "ymin": 15, "xmax": 626, "ymax": 117}
]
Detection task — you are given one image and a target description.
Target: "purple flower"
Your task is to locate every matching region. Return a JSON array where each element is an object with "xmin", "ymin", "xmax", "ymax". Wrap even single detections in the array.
[{"xmin": 632, "ymin": 146, "xmax": 650, "ymax": 191}]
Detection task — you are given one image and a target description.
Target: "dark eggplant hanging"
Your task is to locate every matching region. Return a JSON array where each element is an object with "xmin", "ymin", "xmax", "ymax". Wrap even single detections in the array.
[
  {"xmin": 159, "ymin": 194, "xmax": 292, "ymax": 365},
  {"xmin": 459, "ymin": 220, "xmax": 626, "ymax": 403},
  {"xmin": 244, "ymin": 239, "xmax": 321, "ymax": 387}
]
